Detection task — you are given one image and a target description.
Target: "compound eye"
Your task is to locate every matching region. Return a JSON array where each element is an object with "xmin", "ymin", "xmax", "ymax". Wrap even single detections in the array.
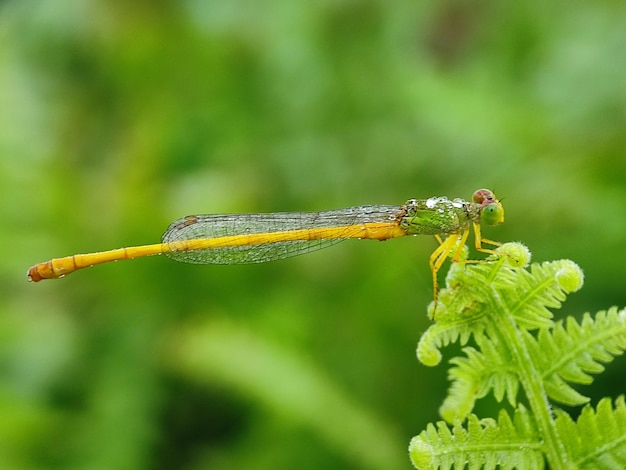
[
  {"xmin": 473, "ymin": 189, "xmax": 496, "ymax": 204},
  {"xmin": 481, "ymin": 202, "xmax": 504, "ymax": 225}
]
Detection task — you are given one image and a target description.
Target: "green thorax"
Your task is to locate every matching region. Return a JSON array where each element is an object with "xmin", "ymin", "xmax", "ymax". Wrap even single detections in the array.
[{"xmin": 399, "ymin": 197, "xmax": 481, "ymax": 236}]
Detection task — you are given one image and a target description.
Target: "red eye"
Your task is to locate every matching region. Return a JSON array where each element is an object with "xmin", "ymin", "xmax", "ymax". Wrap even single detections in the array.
[{"xmin": 472, "ymin": 189, "xmax": 496, "ymax": 206}]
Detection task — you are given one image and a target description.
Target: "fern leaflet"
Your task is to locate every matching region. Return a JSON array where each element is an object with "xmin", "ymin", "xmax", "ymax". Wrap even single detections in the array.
[
  {"xmin": 555, "ymin": 396, "xmax": 626, "ymax": 469},
  {"xmin": 409, "ymin": 406, "xmax": 543, "ymax": 470},
  {"xmin": 527, "ymin": 308, "xmax": 626, "ymax": 406}
]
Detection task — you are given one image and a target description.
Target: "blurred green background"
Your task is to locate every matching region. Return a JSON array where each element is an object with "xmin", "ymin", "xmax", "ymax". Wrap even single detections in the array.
[{"xmin": 2, "ymin": 1, "xmax": 626, "ymax": 469}]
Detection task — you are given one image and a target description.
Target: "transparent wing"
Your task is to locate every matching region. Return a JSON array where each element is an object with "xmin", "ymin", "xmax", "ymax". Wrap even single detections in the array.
[{"xmin": 161, "ymin": 205, "xmax": 401, "ymax": 264}]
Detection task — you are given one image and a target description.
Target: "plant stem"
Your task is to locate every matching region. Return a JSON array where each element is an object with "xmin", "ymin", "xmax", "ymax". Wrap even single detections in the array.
[{"xmin": 488, "ymin": 287, "xmax": 574, "ymax": 470}]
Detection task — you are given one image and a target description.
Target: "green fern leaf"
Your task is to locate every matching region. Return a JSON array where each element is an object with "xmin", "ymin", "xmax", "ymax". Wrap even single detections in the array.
[
  {"xmin": 526, "ymin": 308, "xmax": 626, "ymax": 406},
  {"xmin": 417, "ymin": 321, "xmax": 484, "ymax": 367},
  {"xmin": 409, "ymin": 405, "xmax": 544, "ymax": 470},
  {"xmin": 412, "ymin": 243, "xmax": 625, "ymax": 469},
  {"xmin": 417, "ymin": 244, "xmax": 583, "ymax": 367},
  {"xmin": 555, "ymin": 396, "xmax": 626, "ymax": 469},
  {"xmin": 440, "ymin": 335, "xmax": 520, "ymax": 422},
  {"xmin": 433, "ymin": 249, "xmax": 580, "ymax": 332},
  {"xmin": 416, "ymin": 258, "xmax": 497, "ymax": 367},
  {"xmin": 502, "ymin": 260, "xmax": 584, "ymax": 330}
]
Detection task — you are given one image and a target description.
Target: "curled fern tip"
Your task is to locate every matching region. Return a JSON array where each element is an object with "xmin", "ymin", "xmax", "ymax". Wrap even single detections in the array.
[
  {"xmin": 498, "ymin": 242, "xmax": 531, "ymax": 268},
  {"xmin": 555, "ymin": 260, "xmax": 584, "ymax": 293},
  {"xmin": 409, "ymin": 435, "xmax": 435, "ymax": 470}
]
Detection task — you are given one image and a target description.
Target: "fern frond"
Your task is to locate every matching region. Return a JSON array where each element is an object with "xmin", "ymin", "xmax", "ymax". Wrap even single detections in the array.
[
  {"xmin": 525, "ymin": 308, "xmax": 626, "ymax": 406},
  {"xmin": 502, "ymin": 260, "xmax": 584, "ymax": 330},
  {"xmin": 446, "ymin": 255, "xmax": 582, "ymax": 331},
  {"xmin": 417, "ymin": 244, "xmax": 583, "ymax": 367},
  {"xmin": 411, "ymin": 242, "xmax": 625, "ymax": 469},
  {"xmin": 417, "ymin": 321, "xmax": 485, "ymax": 367},
  {"xmin": 441, "ymin": 336, "xmax": 519, "ymax": 422},
  {"xmin": 555, "ymin": 396, "xmax": 626, "ymax": 469},
  {"xmin": 416, "ymin": 259, "xmax": 497, "ymax": 366},
  {"xmin": 409, "ymin": 405, "xmax": 544, "ymax": 470}
]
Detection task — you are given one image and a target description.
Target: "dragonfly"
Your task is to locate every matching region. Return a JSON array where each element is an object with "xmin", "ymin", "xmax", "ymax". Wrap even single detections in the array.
[{"xmin": 27, "ymin": 189, "xmax": 504, "ymax": 303}]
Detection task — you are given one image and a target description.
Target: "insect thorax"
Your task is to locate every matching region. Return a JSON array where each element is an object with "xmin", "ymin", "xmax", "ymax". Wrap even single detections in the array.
[{"xmin": 399, "ymin": 197, "xmax": 480, "ymax": 236}]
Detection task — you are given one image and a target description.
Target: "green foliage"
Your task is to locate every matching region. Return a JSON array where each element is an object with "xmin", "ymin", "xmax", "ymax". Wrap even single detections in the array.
[
  {"xmin": 555, "ymin": 397, "xmax": 626, "ymax": 468},
  {"xmin": 410, "ymin": 406, "xmax": 542, "ymax": 470},
  {"xmin": 410, "ymin": 243, "xmax": 626, "ymax": 469}
]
